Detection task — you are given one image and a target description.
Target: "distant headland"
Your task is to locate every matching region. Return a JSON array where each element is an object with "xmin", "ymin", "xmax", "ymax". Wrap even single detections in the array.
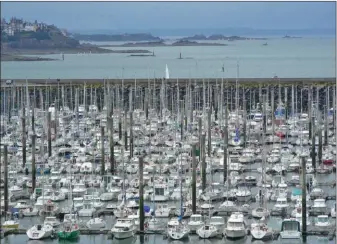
[
  {"xmin": 283, "ymin": 35, "xmax": 302, "ymax": 39},
  {"xmin": 74, "ymin": 33, "xmax": 268, "ymax": 43},
  {"xmin": 179, "ymin": 34, "xmax": 268, "ymax": 41},
  {"xmin": 97, "ymin": 40, "xmax": 227, "ymax": 48},
  {"xmin": 1, "ymin": 18, "xmax": 151, "ymax": 61}
]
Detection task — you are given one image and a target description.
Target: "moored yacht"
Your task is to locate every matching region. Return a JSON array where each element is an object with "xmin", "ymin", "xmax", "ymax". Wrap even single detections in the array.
[
  {"xmin": 280, "ymin": 219, "xmax": 301, "ymax": 239},
  {"xmin": 188, "ymin": 214, "xmax": 203, "ymax": 233},
  {"xmin": 111, "ymin": 218, "xmax": 136, "ymax": 239},
  {"xmin": 197, "ymin": 224, "xmax": 218, "ymax": 239},
  {"xmin": 27, "ymin": 224, "xmax": 54, "ymax": 240},
  {"xmin": 224, "ymin": 212, "xmax": 247, "ymax": 239},
  {"xmin": 250, "ymin": 217, "xmax": 273, "ymax": 240}
]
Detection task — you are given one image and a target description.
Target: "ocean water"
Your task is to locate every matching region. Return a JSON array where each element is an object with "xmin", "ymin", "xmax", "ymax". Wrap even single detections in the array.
[
  {"xmin": 1, "ymin": 38, "xmax": 336, "ymax": 79},
  {"xmin": 2, "ymin": 233, "xmax": 336, "ymax": 244}
]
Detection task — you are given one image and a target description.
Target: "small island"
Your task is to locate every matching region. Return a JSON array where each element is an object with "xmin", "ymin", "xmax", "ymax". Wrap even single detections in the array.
[
  {"xmin": 97, "ymin": 40, "xmax": 227, "ymax": 48},
  {"xmin": 179, "ymin": 34, "xmax": 268, "ymax": 41},
  {"xmin": 283, "ymin": 35, "xmax": 302, "ymax": 39}
]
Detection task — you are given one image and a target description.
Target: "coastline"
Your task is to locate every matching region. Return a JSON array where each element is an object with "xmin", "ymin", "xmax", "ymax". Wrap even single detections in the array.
[
  {"xmin": 0, "ymin": 47, "xmax": 152, "ymax": 61},
  {"xmin": 97, "ymin": 42, "xmax": 228, "ymax": 48},
  {"xmin": 1, "ymin": 54, "xmax": 57, "ymax": 62}
]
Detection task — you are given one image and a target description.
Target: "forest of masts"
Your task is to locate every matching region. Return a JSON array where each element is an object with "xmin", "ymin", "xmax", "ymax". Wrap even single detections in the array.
[{"xmin": 1, "ymin": 80, "xmax": 336, "ymax": 122}]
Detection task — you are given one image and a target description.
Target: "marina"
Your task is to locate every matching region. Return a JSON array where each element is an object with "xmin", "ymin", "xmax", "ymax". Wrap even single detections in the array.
[{"xmin": 0, "ymin": 76, "xmax": 336, "ymax": 244}]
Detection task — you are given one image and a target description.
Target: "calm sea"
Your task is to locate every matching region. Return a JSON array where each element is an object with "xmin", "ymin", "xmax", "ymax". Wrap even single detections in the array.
[
  {"xmin": 1, "ymin": 38, "xmax": 336, "ymax": 79},
  {"xmin": 2, "ymin": 233, "xmax": 336, "ymax": 244}
]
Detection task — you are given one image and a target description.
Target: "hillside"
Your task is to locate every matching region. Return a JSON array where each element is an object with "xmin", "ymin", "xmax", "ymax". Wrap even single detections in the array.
[{"xmin": 1, "ymin": 21, "xmax": 115, "ymax": 59}]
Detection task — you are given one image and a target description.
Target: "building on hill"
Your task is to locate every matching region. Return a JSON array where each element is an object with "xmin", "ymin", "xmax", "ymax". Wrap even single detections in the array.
[{"xmin": 23, "ymin": 23, "xmax": 37, "ymax": 32}]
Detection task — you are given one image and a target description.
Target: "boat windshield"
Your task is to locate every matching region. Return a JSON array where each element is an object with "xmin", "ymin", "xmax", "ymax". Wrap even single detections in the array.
[
  {"xmin": 191, "ymin": 216, "xmax": 201, "ymax": 222},
  {"xmin": 283, "ymin": 222, "xmax": 299, "ymax": 231},
  {"xmin": 318, "ymin": 217, "xmax": 328, "ymax": 222},
  {"xmin": 155, "ymin": 188, "xmax": 165, "ymax": 195},
  {"xmin": 228, "ymin": 222, "xmax": 243, "ymax": 228}
]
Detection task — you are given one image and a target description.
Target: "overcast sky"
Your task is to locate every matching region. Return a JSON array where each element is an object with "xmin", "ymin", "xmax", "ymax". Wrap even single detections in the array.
[{"xmin": 1, "ymin": 1, "xmax": 336, "ymax": 32}]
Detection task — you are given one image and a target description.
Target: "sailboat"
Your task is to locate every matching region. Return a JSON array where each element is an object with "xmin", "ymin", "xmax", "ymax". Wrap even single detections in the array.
[
  {"xmin": 27, "ymin": 224, "xmax": 54, "ymax": 240},
  {"xmin": 250, "ymin": 217, "xmax": 273, "ymax": 240},
  {"xmin": 165, "ymin": 64, "xmax": 170, "ymax": 79},
  {"xmin": 58, "ymin": 164, "xmax": 80, "ymax": 240},
  {"xmin": 147, "ymin": 169, "xmax": 164, "ymax": 231},
  {"xmin": 252, "ymin": 130, "xmax": 270, "ymax": 219},
  {"xmin": 167, "ymin": 155, "xmax": 190, "ymax": 240},
  {"xmin": 114, "ymin": 148, "xmax": 131, "ymax": 218}
]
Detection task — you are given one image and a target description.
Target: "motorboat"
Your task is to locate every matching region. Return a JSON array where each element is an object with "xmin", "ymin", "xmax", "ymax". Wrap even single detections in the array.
[
  {"xmin": 280, "ymin": 219, "xmax": 301, "ymax": 239},
  {"xmin": 111, "ymin": 218, "xmax": 136, "ymax": 239},
  {"xmin": 14, "ymin": 200, "xmax": 31, "ymax": 209},
  {"xmin": 63, "ymin": 213, "xmax": 79, "ymax": 224},
  {"xmin": 100, "ymin": 192, "xmax": 115, "ymax": 201},
  {"xmin": 331, "ymin": 203, "xmax": 336, "ymax": 218},
  {"xmin": 92, "ymin": 197, "xmax": 104, "ymax": 209},
  {"xmin": 1, "ymin": 219, "xmax": 19, "ymax": 229},
  {"xmin": 147, "ymin": 216, "xmax": 164, "ymax": 231},
  {"xmin": 273, "ymin": 197, "xmax": 289, "ymax": 212},
  {"xmin": 152, "ymin": 184, "xmax": 170, "ymax": 202},
  {"xmin": 218, "ymin": 200, "xmax": 239, "ymax": 215},
  {"xmin": 310, "ymin": 188, "xmax": 325, "ymax": 199},
  {"xmin": 235, "ymin": 187, "xmax": 251, "ymax": 202},
  {"xmin": 209, "ymin": 216, "xmax": 225, "ymax": 236},
  {"xmin": 200, "ymin": 203, "xmax": 215, "ymax": 215},
  {"xmin": 78, "ymin": 202, "xmax": 96, "ymax": 217},
  {"xmin": 50, "ymin": 191, "xmax": 66, "ymax": 202},
  {"xmin": 311, "ymin": 198, "xmax": 328, "ymax": 215},
  {"xmin": 44, "ymin": 216, "xmax": 60, "ymax": 228},
  {"xmin": 39, "ymin": 200, "xmax": 60, "ymax": 217},
  {"xmin": 251, "ymin": 207, "xmax": 270, "ymax": 219},
  {"xmin": 315, "ymin": 215, "xmax": 331, "ymax": 227},
  {"xmin": 73, "ymin": 197, "xmax": 84, "ymax": 210},
  {"xmin": 154, "ymin": 204, "xmax": 171, "ymax": 217},
  {"xmin": 86, "ymin": 217, "xmax": 106, "ymax": 230},
  {"xmin": 188, "ymin": 214, "xmax": 203, "ymax": 233},
  {"xmin": 72, "ymin": 183, "xmax": 87, "ymax": 197},
  {"xmin": 27, "ymin": 224, "xmax": 54, "ymax": 240},
  {"xmin": 21, "ymin": 207, "xmax": 39, "ymax": 217},
  {"xmin": 224, "ymin": 212, "xmax": 247, "ymax": 239}
]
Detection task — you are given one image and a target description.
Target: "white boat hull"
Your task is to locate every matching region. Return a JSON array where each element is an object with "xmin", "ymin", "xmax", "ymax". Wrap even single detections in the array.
[
  {"xmin": 236, "ymin": 195, "xmax": 251, "ymax": 202},
  {"xmin": 27, "ymin": 225, "xmax": 53, "ymax": 240},
  {"xmin": 197, "ymin": 227, "xmax": 218, "ymax": 239},
  {"xmin": 188, "ymin": 223, "xmax": 203, "ymax": 233},
  {"xmin": 111, "ymin": 229, "xmax": 134, "ymax": 239},
  {"xmin": 280, "ymin": 231, "xmax": 301, "ymax": 239},
  {"xmin": 168, "ymin": 229, "xmax": 189, "ymax": 240},
  {"xmin": 251, "ymin": 229, "xmax": 273, "ymax": 240},
  {"xmin": 22, "ymin": 209, "xmax": 39, "ymax": 217},
  {"xmin": 225, "ymin": 229, "xmax": 247, "ymax": 239},
  {"xmin": 86, "ymin": 218, "xmax": 106, "ymax": 230}
]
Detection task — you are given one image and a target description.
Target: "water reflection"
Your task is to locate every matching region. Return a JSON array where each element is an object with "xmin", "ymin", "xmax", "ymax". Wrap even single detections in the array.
[{"xmin": 2, "ymin": 234, "xmax": 336, "ymax": 244}]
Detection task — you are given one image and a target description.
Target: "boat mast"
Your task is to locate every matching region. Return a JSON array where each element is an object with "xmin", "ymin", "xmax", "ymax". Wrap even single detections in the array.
[{"xmin": 179, "ymin": 154, "xmax": 183, "ymax": 222}]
